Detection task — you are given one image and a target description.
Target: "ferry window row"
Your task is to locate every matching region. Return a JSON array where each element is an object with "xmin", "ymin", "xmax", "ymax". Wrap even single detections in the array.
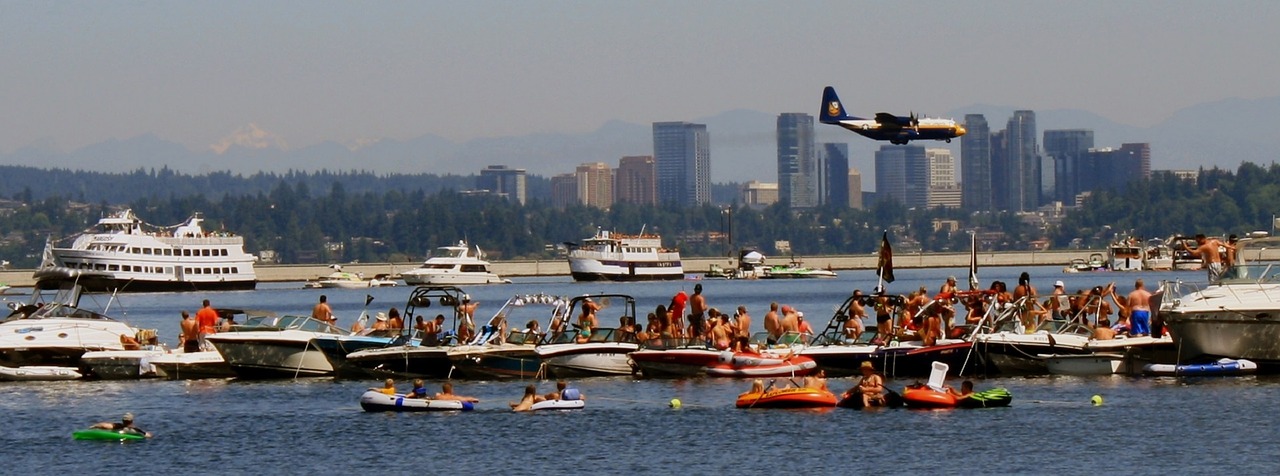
[
  {"xmin": 185, "ymin": 267, "xmax": 239, "ymax": 275},
  {"xmin": 87, "ymin": 244, "xmax": 230, "ymax": 257}
]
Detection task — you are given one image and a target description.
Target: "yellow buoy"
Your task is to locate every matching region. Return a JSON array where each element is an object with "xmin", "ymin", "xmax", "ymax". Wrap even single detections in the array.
[
  {"xmin": 1090, "ymin": 395, "xmax": 1103, "ymax": 406},
  {"xmin": 669, "ymin": 398, "xmax": 682, "ymax": 409}
]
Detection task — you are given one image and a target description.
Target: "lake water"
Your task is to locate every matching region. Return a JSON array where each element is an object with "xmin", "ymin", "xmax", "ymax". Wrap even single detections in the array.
[{"xmin": 2, "ymin": 265, "xmax": 1268, "ymax": 474}]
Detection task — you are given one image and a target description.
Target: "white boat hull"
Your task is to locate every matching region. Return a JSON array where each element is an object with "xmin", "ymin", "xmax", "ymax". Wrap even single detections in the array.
[
  {"xmin": 1042, "ymin": 353, "xmax": 1125, "ymax": 376},
  {"xmin": 537, "ymin": 343, "xmax": 638, "ymax": 376},
  {"xmin": 149, "ymin": 351, "xmax": 234, "ymax": 379},
  {"xmin": 79, "ymin": 349, "xmax": 166, "ymax": 379},
  {"xmin": 401, "ymin": 273, "xmax": 509, "ymax": 286},
  {"xmin": 207, "ymin": 333, "xmax": 336, "ymax": 378},
  {"xmin": 0, "ymin": 365, "xmax": 83, "ymax": 381}
]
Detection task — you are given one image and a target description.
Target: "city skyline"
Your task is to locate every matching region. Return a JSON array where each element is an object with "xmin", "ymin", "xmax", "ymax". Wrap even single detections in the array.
[{"xmin": 4, "ymin": 4, "xmax": 1279, "ymax": 153}]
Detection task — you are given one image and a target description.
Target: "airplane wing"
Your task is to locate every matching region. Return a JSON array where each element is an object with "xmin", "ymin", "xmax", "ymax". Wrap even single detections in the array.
[{"xmin": 874, "ymin": 113, "xmax": 905, "ymax": 129}]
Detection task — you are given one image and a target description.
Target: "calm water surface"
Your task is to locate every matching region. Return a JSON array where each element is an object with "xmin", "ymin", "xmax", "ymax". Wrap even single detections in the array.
[{"xmin": 1, "ymin": 266, "xmax": 1266, "ymax": 474}]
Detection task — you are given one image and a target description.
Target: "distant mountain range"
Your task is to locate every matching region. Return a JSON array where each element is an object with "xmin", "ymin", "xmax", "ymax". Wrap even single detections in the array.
[{"xmin": 3, "ymin": 96, "xmax": 1276, "ymax": 186}]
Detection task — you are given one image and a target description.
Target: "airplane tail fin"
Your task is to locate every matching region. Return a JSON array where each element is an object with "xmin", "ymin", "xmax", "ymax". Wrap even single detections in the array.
[{"xmin": 819, "ymin": 86, "xmax": 859, "ymax": 123}]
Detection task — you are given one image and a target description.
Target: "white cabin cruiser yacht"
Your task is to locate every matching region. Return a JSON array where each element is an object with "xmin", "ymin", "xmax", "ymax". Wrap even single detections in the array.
[
  {"xmin": 1162, "ymin": 237, "xmax": 1280, "ymax": 366},
  {"xmin": 400, "ymin": 241, "xmax": 510, "ymax": 285},
  {"xmin": 0, "ymin": 268, "xmax": 147, "ymax": 377},
  {"xmin": 567, "ymin": 229, "xmax": 683, "ymax": 282}
]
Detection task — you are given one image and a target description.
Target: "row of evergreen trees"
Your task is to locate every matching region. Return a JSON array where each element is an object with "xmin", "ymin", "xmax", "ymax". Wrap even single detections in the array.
[{"xmin": 1, "ymin": 163, "xmax": 1274, "ymax": 266}]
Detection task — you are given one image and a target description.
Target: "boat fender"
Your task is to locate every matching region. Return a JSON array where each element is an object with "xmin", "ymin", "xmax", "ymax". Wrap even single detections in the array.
[
  {"xmin": 461, "ymin": 401, "xmax": 475, "ymax": 411},
  {"xmin": 718, "ymin": 351, "xmax": 735, "ymax": 364},
  {"xmin": 561, "ymin": 388, "xmax": 581, "ymax": 401}
]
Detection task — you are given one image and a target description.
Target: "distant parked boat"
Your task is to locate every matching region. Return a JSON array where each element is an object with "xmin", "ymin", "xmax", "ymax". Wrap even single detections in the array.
[{"xmin": 567, "ymin": 229, "xmax": 682, "ymax": 282}]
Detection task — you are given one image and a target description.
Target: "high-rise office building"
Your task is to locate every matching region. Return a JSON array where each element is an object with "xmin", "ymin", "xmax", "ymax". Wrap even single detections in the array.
[
  {"xmin": 820, "ymin": 143, "xmax": 850, "ymax": 207},
  {"xmin": 615, "ymin": 155, "xmax": 656, "ymax": 205},
  {"xmin": 926, "ymin": 148, "xmax": 956, "ymax": 187},
  {"xmin": 989, "ymin": 130, "xmax": 1009, "ymax": 210},
  {"xmin": 960, "ymin": 114, "xmax": 992, "ymax": 212},
  {"xmin": 550, "ymin": 173, "xmax": 577, "ymax": 209},
  {"xmin": 575, "ymin": 162, "xmax": 614, "ymax": 209},
  {"xmin": 777, "ymin": 113, "xmax": 817, "ymax": 208},
  {"xmin": 1043, "ymin": 129, "xmax": 1095, "ymax": 204},
  {"xmin": 1087, "ymin": 143, "xmax": 1151, "ymax": 191},
  {"xmin": 653, "ymin": 122, "xmax": 710, "ymax": 206},
  {"xmin": 874, "ymin": 145, "xmax": 929, "ymax": 209},
  {"xmin": 476, "ymin": 165, "xmax": 528, "ymax": 205},
  {"xmin": 1005, "ymin": 110, "xmax": 1040, "ymax": 211},
  {"xmin": 848, "ymin": 168, "xmax": 863, "ymax": 209}
]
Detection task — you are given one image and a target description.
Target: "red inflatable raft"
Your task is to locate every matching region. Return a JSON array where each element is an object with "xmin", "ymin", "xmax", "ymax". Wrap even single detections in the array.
[{"xmin": 735, "ymin": 387, "xmax": 838, "ymax": 409}]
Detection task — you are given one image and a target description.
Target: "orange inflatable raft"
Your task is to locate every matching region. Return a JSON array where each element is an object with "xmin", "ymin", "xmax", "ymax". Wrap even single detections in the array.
[
  {"xmin": 735, "ymin": 387, "xmax": 838, "ymax": 409},
  {"xmin": 901, "ymin": 384, "xmax": 958, "ymax": 409}
]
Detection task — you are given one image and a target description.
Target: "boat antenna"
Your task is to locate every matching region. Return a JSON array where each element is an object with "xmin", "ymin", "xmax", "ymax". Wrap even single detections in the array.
[{"xmin": 639, "ymin": 224, "xmax": 647, "ymax": 236}]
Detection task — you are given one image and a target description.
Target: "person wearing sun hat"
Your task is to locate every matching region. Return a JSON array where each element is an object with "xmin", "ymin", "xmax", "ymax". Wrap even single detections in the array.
[
  {"xmin": 853, "ymin": 361, "xmax": 886, "ymax": 407},
  {"xmin": 1049, "ymin": 280, "xmax": 1068, "ymax": 321}
]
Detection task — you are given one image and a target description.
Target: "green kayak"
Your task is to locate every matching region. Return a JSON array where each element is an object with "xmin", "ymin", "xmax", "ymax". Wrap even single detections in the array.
[{"xmin": 73, "ymin": 429, "xmax": 147, "ymax": 441}]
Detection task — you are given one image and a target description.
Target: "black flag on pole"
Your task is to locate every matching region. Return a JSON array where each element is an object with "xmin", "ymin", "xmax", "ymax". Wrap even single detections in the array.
[{"xmin": 878, "ymin": 232, "xmax": 895, "ymax": 283}]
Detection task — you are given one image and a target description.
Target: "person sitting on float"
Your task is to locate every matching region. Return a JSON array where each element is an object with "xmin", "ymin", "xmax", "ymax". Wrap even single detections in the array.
[{"xmin": 945, "ymin": 380, "xmax": 974, "ymax": 399}]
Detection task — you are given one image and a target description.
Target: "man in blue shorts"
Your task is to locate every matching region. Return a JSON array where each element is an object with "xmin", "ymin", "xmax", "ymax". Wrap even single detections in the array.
[{"xmin": 1126, "ymin": 279, "xmax": 1152, "ymax": 336}]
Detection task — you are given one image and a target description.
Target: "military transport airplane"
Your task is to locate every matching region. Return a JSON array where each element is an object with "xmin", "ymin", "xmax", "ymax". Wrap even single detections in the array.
[{"xmin": 818, "ymin": 86, "xmax": 965, "ymax": 145}]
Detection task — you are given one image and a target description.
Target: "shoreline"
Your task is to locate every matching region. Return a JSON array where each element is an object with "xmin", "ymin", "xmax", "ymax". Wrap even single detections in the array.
[{"xmin": 0, "ymin": 250, "xmax": 1103, "ymax": 287}]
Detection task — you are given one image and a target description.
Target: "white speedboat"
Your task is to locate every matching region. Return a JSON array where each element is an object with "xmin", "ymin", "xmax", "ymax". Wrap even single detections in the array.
[
  {"xmin": 308, "ymin": 266, "xmax": 397, "ymax": 289},
  {"xmin": 0, "ymin": 270, "xmax": 147, "ymax": 369},
  {"xmin": 400, "ymin": 241, "xmax": 510, "ymax": 285},
  {"xmin": 205, "ymin": 314, "xmax": 348, "ymax": 378},
  {"xmin": 1162, "ymin": 237, "xmax": 1280, "ymax": 364},
  {"xmin": 567, "ymin": 229, "xmax": 683, "ymax": 282},
  {"xmin": 535, "ymin": 294, "xmax": 640, "ymax": 376},
  {"xmin": 37, "ymin": 209, "xmax": 257, "ymax": 292},
  {"xmin": 1143, "ymin": 238, "xmax": 1174, "ymax": 271}
]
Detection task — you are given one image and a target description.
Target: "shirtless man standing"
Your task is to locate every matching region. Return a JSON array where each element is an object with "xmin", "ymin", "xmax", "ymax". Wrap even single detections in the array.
[
  {"xmin": 179, "ymin": 311, "xmax": 200, "ymax": 353},
  {"xmin": 1186, "ymin": 234, "xmax": 1228, "ymax": 283},
  {"xmin": 763, "ymin": 302, "xmax": 781, "ymax": 345},
  {"xmin": 733, "ymin": 306, "xmax": 752, "ymax": 351},
  {"xmin": 1127, "ymin": 279, "xmax": 1153, "ymax": 336},
  {"xmin": 688, "ymin": 284, "xmax": 708, "ymax": 339},
  {"xmin": 312, "ymin": 295, "xmax": 335, "ymax": 326}
]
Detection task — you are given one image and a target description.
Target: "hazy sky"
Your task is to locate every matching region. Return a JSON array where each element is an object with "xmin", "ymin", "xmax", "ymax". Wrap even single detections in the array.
[{"xmin": 3, "ymin": 0, "xmax": 1279, "ymax": 154}]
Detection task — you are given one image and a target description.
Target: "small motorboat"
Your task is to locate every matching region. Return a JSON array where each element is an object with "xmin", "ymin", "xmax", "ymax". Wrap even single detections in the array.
[
  {"xmin": 735, "ymin": 387, "xmax": 837, "ymax": 409},
  {"xmin": 836, "ymin": 389, "xmax": 904, "ymax": 409},
  {"xmin": 0, "ymin": 365, "xmax": 83, "ymax": 381},
  {"xmin": 359, "ymin": 390, "xmax": 475, "ymax": 412},
  {"xmin": 72, "ymin": 428, "xmax": 147, "ymax": 441},
  {"xmin": 1143, "ymin": 358, "xmax": 1258, "ymax": 377},
  {"xmin": 704, "ymin": 351, "xmax": 818, "ymax": 378},
  {"xmin": 957, "ymin": 388, "xmax": 1012, "ymax": 408}
]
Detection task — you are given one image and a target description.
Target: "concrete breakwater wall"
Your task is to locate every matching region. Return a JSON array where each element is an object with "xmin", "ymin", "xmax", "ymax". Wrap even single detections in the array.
[{"xmin": 0, "ymin": 250, "xmax": 1101, "ymax": 287}]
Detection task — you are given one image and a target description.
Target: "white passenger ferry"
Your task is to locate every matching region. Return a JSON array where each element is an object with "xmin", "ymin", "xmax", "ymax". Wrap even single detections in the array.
[
  {"xmin": 566, "ymin": 229, "xmax": 682, "ymax": 282},
  {"xmin": 37, "ymin": 209, "xmax": 257, "ymax": 292}
]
